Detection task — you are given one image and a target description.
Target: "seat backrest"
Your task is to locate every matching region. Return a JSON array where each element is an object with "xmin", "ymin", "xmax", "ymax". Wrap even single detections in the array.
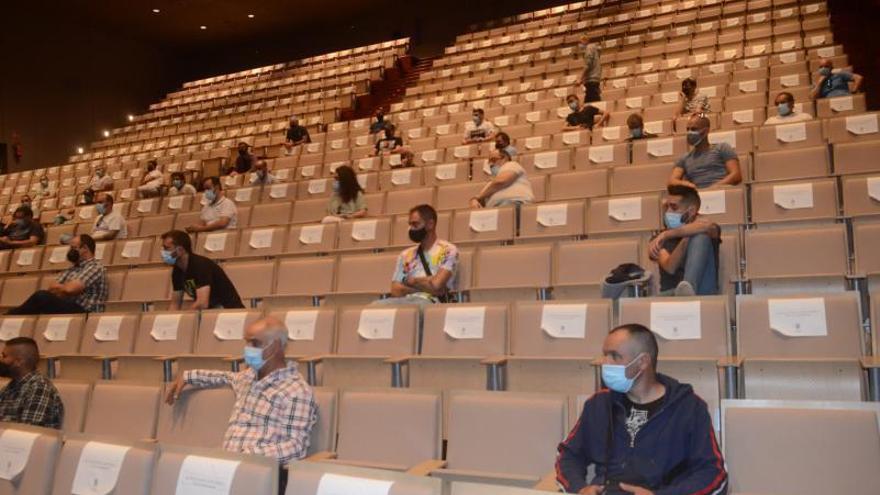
[
  {"xmin": 754, "ymin": 146, "xmax": 829, "ymax": 182},
  {"xmin": 618, "ymin": 296, "xmax": 731, "ymax": 358},
  {"xmin": 150, "ymin": 445, "xmax": 276, "ymax": 495},
  {"xmin": 843, "ymin": 175, "xmax": 880, "ymax": 218},
  {"xmin": 421, "ymin": 304, "xmax": 507, "ymax": 357},
  {"xmin": 156, "ymin": 385, "xmax": 235, "ymax": 448},
  {"xmin": 237, "ymin": 226, "xmax": 286, "ymax": 258},
  {"xmin": 0, "ymin": 315, "xmax": 37, "ymax": 342},
  {"xmin": 222, "ymin": 260, "xmax": 275, "ymax": 299},
  {"xmin": 553, "ymin": 238, "xmax": 642, "ymax": 288},
  {"xmin": 335, "ymin": 306, "xmax": 419, "ymax": 356},
  {"xmin": 695, "ymin": 186, "xmax": 747, "ymax": 225},
  {"xmin": 195, "ymin": 230, "xmax": 239, "ymax": 259},
  {"xmin": 120, "ymin": 266, "xmax": 172, "ymax": 303},
  {"xmin": 51, "ymin": 436, "xmax": 156, "ymax": 495},
  {"xmin": 34, "ymin": 314, "xmax": 86, "ymax": 357},
  {"xmin": 445, "ymin": 391, "xmax": 567, "ymax": 478},
  {"xmin": 0, "ymin": 275, "xmax": 40, "ymax": 308},
  {"xmin": 0, "ymin": 424, "xmax": 61, "ymax": 495},
  {"xmin": 132, "ymin": 311, "xmax": 198, "ymax": 356},
  {"xmin": 723, "ymin": 401, "xmax": 880, "ymax": 495},
  {"xmin": 195, "ymin": 309, "xmax": 262, "ymax": 356},
  {"xmin": 249, "ymin": 202, "xmax": 293, "ymax": 228},
  {"xmin": 385, "ymin": 187, "xmax": 435, "ymax": 215},
  {"xmin": 518, "ymin": 200, "xmax": 586, "ymax": 239},
  {"xmin": 610, "ymin": 163, "xmax": 675, "ymax": 195},
  {"xmin": 285, "ymin": 461, "xmax": 440, "ymax": 495},
  {"xmin": 309, "ymin": 387, "xmax": 337, "ymax": 455},
  {"xmin": 275, "ymin": 257, "xmax": 335, "ymax": 296},
  {"xmin": 511, "ymin": 300, "xmax": 611, "ymax": 358},
  {"xmin": 79, "ymin": 313, "xmax": 139, "ymax": 356},
  {"xmin": 285, "ymin": 222, "xmax": 338, "ymax": 254},
  {"xmin": 750, "ymin": 178, "xmax": 838, "ymax": 224},
  {"xmin": 334, "ymin": 252, "xmax": 398, "ymax": 296},
  {"xmin": 336, "ymin": 389, "xmax": 441, "ymax": 467},
  {"xmin": 82, "ymin": 381, "xmax": 161, "ymax": 440},
  {"xmin": 472, "ymin": 244, "xmax": 551, "ymax": 291},
  {"xmin": 744, "ymin": 224, "xmax": 848, "ymax": 279},
  {"xmin": 53, "ymin": 380, "xmax": 91, "ymax": 434},
  {"xmin": 587, "ymin": 193, "xmax": 661, "ymax": 235},
  {"xmin": 336, "ymin": 218, "xmax": 393, "ymax": 251},
  {"xmin": 266, "ymin": 308, "xmax": 336, "ymax": 358},
  {"xmin": 450, "ymin": 207, "xmax": 516, "ymax": 244}
]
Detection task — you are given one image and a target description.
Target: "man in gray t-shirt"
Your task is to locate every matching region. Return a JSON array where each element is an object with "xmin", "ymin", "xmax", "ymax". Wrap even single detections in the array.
[{"xmin": 669, "ymin": 115, "xmax": 742, "ymax": 189}]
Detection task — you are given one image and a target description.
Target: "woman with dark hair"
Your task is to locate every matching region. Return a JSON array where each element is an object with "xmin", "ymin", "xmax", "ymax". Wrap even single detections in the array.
[{"xmin": 322, "ymin": 165, "xmax": 368, "ymax": 223}]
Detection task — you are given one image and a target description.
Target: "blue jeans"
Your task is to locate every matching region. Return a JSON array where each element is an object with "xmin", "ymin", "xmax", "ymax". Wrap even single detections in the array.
[{"xmin": 683, "ymin": 234, "xmax": 719, "ymax": 295}]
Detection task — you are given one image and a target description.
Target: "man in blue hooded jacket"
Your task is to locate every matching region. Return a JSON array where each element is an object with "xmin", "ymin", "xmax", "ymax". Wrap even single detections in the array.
[{"xmin": 556, "ymin": 324, "xmax": 727, "ymax": 495}]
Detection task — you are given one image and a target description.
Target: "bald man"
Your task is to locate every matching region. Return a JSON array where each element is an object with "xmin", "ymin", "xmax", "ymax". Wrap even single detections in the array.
[
  {"xmin": 556, "ymin": 324, "xmax": 727, "ymax": 495},
  {"xmin": 811, "ymin": 58, "xmax": 863, "ymax": 100},
  {"xmin": 0, "ymin": 337, "xmax": 64, "ymax": 429},
  {"xmin": 669, "ymin": 115, "xmax": 741, "ymax": 190},
  {"xmin": 166, "ymin": 317, "xmax": 317, "ymax": 491}
]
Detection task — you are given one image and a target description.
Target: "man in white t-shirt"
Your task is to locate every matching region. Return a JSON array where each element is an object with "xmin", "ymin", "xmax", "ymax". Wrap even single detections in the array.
[
  {"xmin": 462, "ymin": 108, "xmax": 497, "ymax": 144},
  {"xmin": 87, "ymin": 167, "xmax": 114, "ymax": 192},
  {"xmin": 249, "ymin": 160, "xmax": 276, "ymax": 186},
  {"xmin": 137, "ymin": 160, "xmax": 164, "ymax": 198},
  {"xmin": 187, "ymin": 176, "xmax": 238, "ymax": 233},
  {"xmin": 763, "ymin": 91, "xmax": 814, "ymax": 125},
  {"xmin": 91, "ymin": 193, "xmax": 128, "ymax": 240},
  {"xmin": 469, "ymin": 148, "xmax": 534, "ymax": 208}
]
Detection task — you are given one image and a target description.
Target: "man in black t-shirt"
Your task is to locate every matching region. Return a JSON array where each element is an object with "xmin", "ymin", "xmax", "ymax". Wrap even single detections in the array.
[
  {"xmin": 160, "ymin": 230, "xmax": 244, "ymax": 310},
  {"xmin": 0, "ymin": 206, "xmax": 45, "ymax": 250},
  {"xmin": 283, "ymin": 116, "xmax": 311, "ymax": 156},
  {"xmin": 564, "ymin": 94, "xmax": 609, "ymax": 130},
  {"xmin": 374, "ymin": 124, "xmax": 404, "ymax": 155}
]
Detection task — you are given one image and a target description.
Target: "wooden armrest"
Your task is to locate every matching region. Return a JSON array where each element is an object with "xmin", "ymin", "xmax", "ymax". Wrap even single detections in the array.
[
  {"xmin": 304, "ymin": 451, "xmax": 338, "ymax": 462},
  {"xmin": 140, "ymin": 438, "xmax": 158, "ymax": 444},
  {"xmin": 590, "ymin": 357, "xmax": 604, "ymax": 366},
  {"xmin": 384, "ymin": 355, "xmax": 413, "ymax": 365},
  {"xmin": 860, "ymin": 357, "xmax": 880, "ymax": 369},
  {"xmin": 533, "ymin": 470, "xmax": 560, "ymax": 492},
  {"xmin": 481, "ymin": 355, "xmax": 508, "ymax": 366},
  {"xmin": 716, "ymin": 357, "xmax": 743, "ymax": 368},
  {"xmin": 405, "ymin": 459, "xmax": 447, "ymax": 477},
  {"xmin": 298, "ymin": 355, "xmax": 327, "ymax": 364},
  {"xmin": 222, "ymin": 357, "xmax": 244, "ymax": 363}
]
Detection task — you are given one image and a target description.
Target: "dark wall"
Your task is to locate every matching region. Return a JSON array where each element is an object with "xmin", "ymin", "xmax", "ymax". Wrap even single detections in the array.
[{"xmin": 827, "ymin": 0, "xmax": 880, "ymax": 109}]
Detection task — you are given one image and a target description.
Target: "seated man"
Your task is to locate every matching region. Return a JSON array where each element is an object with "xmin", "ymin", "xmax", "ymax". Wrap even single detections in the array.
[
  {"xmin": 0, "ymin": 206, "xmax": 45, "ymax": 250},
  {"xmin": 676, "ymin": 77, "xmax": 711, "ymax": 118},
  {"xmin": 565, "ymin": 94, "xmax": 609, "ymax": 130},
  {"xmin": 35, "ymin": 176, "xmax": 56, "ymax": 199},
  {"xmin": 625, "ymin": 114, "xmax": 657, "ymax": 141},
  {"xmin": 669, "ymin": 115, "xmax": 741, "ymax": 189},
  {"xmin": 186, "ymin": 176, "xmax": 238, "ymax": 233},
  {"xmin": 556, "ymin": 323, "xmax": 727, "ymax": 494},
  {"xmin": 7, "ymin": 234, "xmax": 108, "ymax": 315},
  {"xmin": 470, "ymin": 148, "xmax": 535, "ymax": 208},
  {"xmin": 91, "ymin": 193, "xmax": 128, "ymax": 240},
  {"xmin": 231, "ymin": 142, "xmax": 258, "ymax": 175},
  {"xmin": 649, "ymin": 185, "xmax": 721, "ymax": 296},
  {"xmin": 764, "ymin": 91, "xmax": 813, "ymax": 125},
  {"xmin": 369, "ymin": 108, "xmax": 388, "ymax": 134},
  {"xmin": 374, "ymin": 123, "xmax": 404, "ymax": 155},
  {"xmin": 494, "ymin": 131, "xmax": 518, "ymax": 158},
  {"xmin": 250, "ymin": 159, "xmax": 276, "ymax": 186},
  {"xmin": 87, "ymin": 166, "xmax": 114, "ymax": 192},
  {"xmin": 168, "ymin": 172, "xmax": 197, "ymax": 196},
  {"xmin": 391, "ymin": 149, "xmax": 416, "ymax": 169},
  {"xmin": 137, "ymin": 160, "xmax": 164, "ymax": 198},
  {"xmin": 282, "ymin": 116, "xmax": 311, "ymax": 156},
  {"xmin": 166, "ymin": 316, "xmax": 317, "ymax": 494},
  {"xmin": 0, "ymin": 337, "xmax": 64, "ymax": 429},
  {"xmin": 161, "ymin": 230, "xmax": 245, "ymax": 310},
  {"xmin": 379, "ymin": 204, "xmax": 459, "ymax": 306},
  {"xmin": 811, "ymin": 58, "xmax": 863, "ymax": 99},
  {"xmin": 462, "ymin": 108, "xmax": 497, "ymax": 144}
]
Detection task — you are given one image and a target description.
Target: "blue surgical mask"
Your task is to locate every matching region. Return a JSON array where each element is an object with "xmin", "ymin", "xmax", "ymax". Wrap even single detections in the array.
[
  {"xmin": 96, "ymin": 203, "xmax": 106, "ymax": 215},
  {"xmin": 172, "ymin": 179, "xmax": 184, "ymax": 189},
  {"xmin": 160, "ymin": 249, "xmax": 177, "ymax": 265},
  {"xmin": 568, "ymin": 101, "xmax": 579, "ymax": 111},
  {"xmin": 332, "ymin": 180, "xmax": 340, "ymax": 192},
  {"xmin": 631, "ymin": 128, "xmax": 644, "ymax": 139},
  {"xmin": 601, "ymin": 354, "xmax": 644, "ymax": 393},
  {"xmin": 14, "ymin": 219, "xmax": 26, "ymax": 228},
  {"xmin": 489, "ymin": 163, "xmax": 501, "ymax": 176},
  {"xmin": 819, "ymin": 67, "xmax": 832, "ymax": 77},
  {"xmin": 243, "ymin": 345, "xmax": 265, "ymax": 371},
  {"xmin": 664, "ymin": 211, "xmax": 684, "ymax": 229},
  {"xmin": 204, "ymin": 190, "xmax": 216, "ymax": 203},
  {"xmin": 777, "ymin": 103, "xmax": 792, "ymax": 116},
  {"xmin": 686, "ymin": 130, "xmax": 704, "ymax": 146}
]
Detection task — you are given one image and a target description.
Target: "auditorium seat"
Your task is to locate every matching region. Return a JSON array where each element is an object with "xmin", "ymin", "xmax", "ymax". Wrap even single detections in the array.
[
  {"xmin": 110, "ymin": 238, "xmax": 152, "ymax": 266},
  {"xmin": 285, "ymin": 222, "xmax": 338, "ymax": 254},
  {"xmin": 249, "ymin": 202, "xmax": 293, "ymax": 227},
  {"xmin": 0, "ymin": 315, "xmax": 37, "ymax": 341},
  {"xmin": 271, "ymin": 256, "xmax": 336, "ymax": 306},
  {"xmin": 385, "ymin": 188, "xmax": 435, "ymax": 215},
  {"xmin": 264, "ymin": 308, "xmax": 336, "ymax": 361},
  {"xmin": 833, "ymin": 140, "xmax": 880, "ymax": 176},
  {"xmin": 586, "ymin": 192, "xmax": 662, "ymax": 236},
  {"xmin": 53, "ymin": 312, "xmax": 139, "ymax": 381},
  {"xmin": 547, "ymin": 169, "xmax": 609, "ymax": 202},
  {"xmin": 82, "ymin": 380, "xmax": 162, "ymax": 440},
  {"xmin": 9, "ymin": 247, "xmax": 44, "ymax": 274},
  {"xmin": 117, "ymin": 266, "xmax": 172, "ymax": 309},
  {"xmin": 156, "ymin": 384, "xmax": 235, "ymax": 448},
  {"xmin": 0, "ymin": 423, "xmax": 61, "ymax": 495},
  {"xmin": 756, "ymin": 119, "xmax": 824, "ymax": 151},
  {"xmin": 222, "ymin": 259, "xmax": 275, "ymax": 304},
  {"xmin": 735, "ymin": 292, "xmax": 867, "ymax": 401},
  {"xmin": 195, "ymin": 230, "xmax": 240, "ymax": 259},
  {"xmin": 151, "ymin": 445, "xmax": 277, "ymax": 495},
  {"xmin": 287, "ymin": 462, "xmax": 441, "ymax": 495},
  {"xmin": 34, "ymin": 314, "xmax": 86, "ymax": 365},
  {"xmin": 336, "ymin": 217, "xmax": 393, "ymax": 252},
  {"xmin": 553, "ymin": 237, "xmax": 644, "ymax": 299},
  {"xmin": 0, "ymin": 275, "xmax": 40, "ymax": 308},
  {"xmin": 517, "ymin": 200, "xmax": 586, "ymax": 241},
  {"xmin": 309, "ymin": 387, "xmax": 338, "ymax": 455},
  {"xmin": 609, "ymin": 163, "xmax": 674, "ymax": 195},
  {"xmin": 53, "ymin": 380, "xmax": 92, "ymax": 433},
  {"xmin": 468, "ymin": 244, "xmax": 552, "ymax": 301},
  {"xmin": 696, "ymin": 186, "xmax": 746, "ymax": 226},
  {"xmin": 753, "ymin": 145, "xmax": 830, "ymax": 182},
  {"xmin": 176, "ymin": 309, "xmax": 262, "ymax": 371},
  {"xmin": 815, "ymin": 93, "xmax": 867, "ymax": 118},
  {"xmin": 51, "ymin": 436, "xmax": 156, "ymax": 495},
  {"xmin": 749, "ymin": 177, "xmax": 839, "ymax": 224},
  {"xmin": 116, "ymin": 311, "xmax": 199, "ymax": 381},
  {"xmin": 825, "ymin": 113, "xmax": 879, "ymax": 145},
  {"xmin": 237, "ymin": 226, "xmax": 287, "ymax": 257},
  {"xmin": 722, "ymin": 400, "xmax": 880, "ymax": 494}
]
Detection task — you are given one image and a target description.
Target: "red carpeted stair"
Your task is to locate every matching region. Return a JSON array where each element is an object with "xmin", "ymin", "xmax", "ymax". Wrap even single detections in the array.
[{"xmin": 339, "ymin": 55, "xmax": 437, "ymax": 121}]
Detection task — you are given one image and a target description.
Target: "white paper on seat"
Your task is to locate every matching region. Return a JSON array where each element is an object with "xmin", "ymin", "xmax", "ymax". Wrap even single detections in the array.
[
  {"xmin": 589, "ymin": 145, "xmax": 614, "ymax": 164},
  {"xmin": 453, "ymin": 146, "xmax": 471, "ymax": 159},
  {"xmin": 434, "ymin": 123, "xmax": 451, "ymax": 136},
  {"xmin": 0, "ymin": 429, "xmax": 39, "ymax": 481},
  {"xmin": 779, "ymin": 7, "xmax": 794, "ymax": 18},
  {"xmin": 779, "ymin": 74, "xmax": 800, "ymax": 87},
  {"xmin": 816, "ymin": 46, "xmax": 835, "ymax": 58},
  {"xmin": 434, "ymin": 162, "xmax": 459, "ymax": 181},
  {"xmin": 738, "ymin": 80, "xmax": 758, "ymax": 93},
  {"xmin": 642, "ymin": 73, "xmax": 659, "ymax": 84},
  {"xmin": 779, "ymin": 52, "xmax": 797, "ymax": 64},
  {"xmin": 357, "ymin": 309, "xmax": 396, "ymax": 340},
  {"xmin": 536, "ymin": 203, "xmax": 568, "ymax": 227},
  {"xmin": 299, "ymin": 225, "xmax": 325, "ymax": 245},
  {"xmin": 308, "ymin": 179, "xmax": 327, "ymax": 195},
  {"xmin": 722, "ymin": 49, "xmax": 737, "ymax": 60},
  {"xmin": 867, "ymin": 177, "xmax": 880, "ymax": 202},
  {"xmin": 469, "ymin": 209, "xmax": 499, "ymax": 233},
  {"xmin": 608, "ymin": 197, "xmax": 642, "ymax": 222},
  {"xmin": 708, "ymin": 131, "xmax": 737, "ymax": 148},
  {"xmin": 650, "ymin": 301, "xmax": 702, "ymax": 340},
  {"xmin": 224, "ymin": 176, "xmax": 237, "ymax": 187},
  {"xmin": 204, "ymin": 233, "xmax": 228, "ymax": 252},
  {"xmin": 732, "ymin": 110, "xmax": 755, "ymax": 124},
  {"xmin": 775, "ymin": 122, "xmax": 807, "ymax": 143},
  {"xmin": 121, "ymin": 240, "xmax": 144, "ymax": 259},
  {"xmin": 829, "ymin": 96, "xmax": 854, "ymax": 112},
  {"xmin": 285, "ymin": 310, "xmax": 318, "ymax": 341},
  {"xmin": 639, "ymin": 62, "xmax": 654, "ymax": 72},
  {"xmin": 647, "ymin": 138, "xmax": 674, "ymax": 157},
  {"xmin": 768, "ymin": 298, "xmax": 828, "ymax": 337},
  {"xmin": 351, "ymin": 220, "xmax": 378, "ymax": 241},
  {"xmin": 174, "ymin": 455, "xmax": 240, "ymax": 495},
  {"xmin": 810, "ymin": 34, "xmax": 826, "ymax": 45},
  {"xmin": 136, "ymin": 199, "xmax": 155, "ymax": 213},
  {"xmin": 530, "ymin": 152, "xmax": 559, "ymax": 170},
  {"xmin": 443, "ymin": 306, "xmax": 486, "ymax": 339},
  {"xmin": 49, "ymin": 246, "xmax": 68, "ymax": 264},
  {"xmin": 553, "ymin": 88, "xmax": 568, "ymax": 99},
  {"xmin": 845, "ymin": 114, "xmax": 879, "ymax": 135},
  {"xmin": 317, "ymin": 473, "xmax": 393, "ymax": 495},
  {"xmin": 94, "ymin": 244, "xmax": 106, "ymax": 261},
  {"xmin": 661, "ymin": 92, "xmax": 679, "ymax": 104},
  {"xmin": 150, "ymin": 314, "xmax": 181, "ymax": 341},
  {"xmin": 525, "ymin": 110, "xmax": 541, "ymax": 122},
  {"xmin": 269, "ymin": 184, "xmax": 288, "ymax": 199},
  {"xmin": 213, "ymin": 313, "xmax": 247, "ymax": 341},
  {"xmin": 624, "ymin": 97, "xmax": 643, "ymax": 109},
  {"xmin": 611, "ymin": 78, "xmax": 627, "ymax": 89},
  {"xmin": 698, "ymin": 190, "xmax": 727, "ymax": 215},
  {"xmin": 78, "ymin": 207, "xmax": 94, "ymax": 220},
  {"xmin": 300, "ymin": 166, "xmax": 318, "ymax": 179},
  {"xmin": 0, "ymin": 319, "xmax": 24, "ymax": 341},
  {"xmin": 524, "ymin": 136, "xmax": 543, "ymax": 150},
  {"xmin": 750, "ymin": 44, "xmax": 767, "ymax": 55},
  {"xmin": 358, "ymin": 158, "xmax": 375, "ymax": 171},
  {"xmin": 773, "ymin": 183, "xmax": 814, "ymax": 210},
  {"xmin": 612, "ymin": 67, "xmax": 628, "ymax": 77},
  {"xmin": 249, "ymin": 229, "xmax": 274, "ymax": 249},
  {"xmin": 167, "ymin": 195, "xmax": 185, "ymax": 210},
  {"xmin": 354, "ymin": 135, "xmax": 369, "ymax": 146},
  {"xmin": 541, "ymin": 304, "xmax": 587, "ymax": 339},
  {"xmin": 15, "ymin": 250, "xmax": 35, "ymax": 267},
  {"xmin": 644, "ymin": 121, "xmax": 664, "ymax": 135},
  {"xmin": 94, "ymin": 315, "xmax": 123, "ymax": 342},
  {"xmin": 601, "ymin": 126, "xmax": 621, "ymax": 141},
  {"xmin": 306, "ymin": 143, "xmax": 321, "ymax": 153},
  {"xmin": 562, "ymin": 131, "xmax": 581, "ymax": 145},
  {"xmin": 388, "ymin": 153, "xmax": 402, "ymax": 167},
  {"xmin": 71, "ymin": 442, "xmax": 130, "ymax": 495},
  {"xmin": 422, "ymin": 107, "xmax": 436, "ymax": 117},
  {"xmin": 743, "ymin": 58, "xmax": 761, "ymax": 69},
  {"xmin": 708, "ymin": 63, "xmax": 724, "ymax": 74},
  {"xmin": 390, "ymin": 169, "xmax": 411, "ymax": 186},
  {"xmin": 694, "ymin": 53, "xmax": 708, "ymax": 64}
]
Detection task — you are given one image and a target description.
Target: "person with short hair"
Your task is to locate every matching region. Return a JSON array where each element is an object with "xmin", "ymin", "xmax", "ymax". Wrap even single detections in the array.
[
  {"xmin": 35, "ymin": 176, "xmax": 55, "ymax": 199},
  {"xmin": 369, "ymin": 108, "xmax": 388, "ymax": 134},
  {"xmin": 565, "ymin": 94, "xmax": 609, "ymax": 130},
  {"xmin": 91, "ymin": 193, "xmax": 127, "ymax": 240},
  {"xmin": 0, "ymin": 205, "xmax": 45, "ymax": 249},
  {"xmin": 649, "ymin": 185, "xmax": 721, "ymax": 296},
  {"xmin": 187, "ymin": 176, "xmax": 238, "ymax": 233},
  {"xmin": 137, "ymin": 160, "xmax": 164, "ymax": 198},
  {"xmin": 322, "ymin": 165, "xmax": 367, "ymax": 223},
  {"xmin": 232, "ymin": 142, "xmax": 258, "ymax": 175},
  {"xmin": 575, "ymin": 35, "xmax": 602, "ymax": 102},
  {"xmin": 811, "ymin": 58, "xmax": 863, "ymax": 99},
  {"xmin": 764, "ymin": 91, "xmax": 813, "ymax": 125},
  {"xmin": 392, "ymin": 149, "xmax": 416, "ymax": 169},
  {"xmin": 161, "ymin": 230, "xmax": 244, "ymax": 310},
  {"xmin": 374, "ymin": 123, "xmax": 404, "ymax": 155},
  {"xmin": 7, "ymin": 234, "xmax": 108, "ymax": 314},
  {"xmin": 87, "ymin": 166, "xmax": 114, "ymax": 192},
  {"xmin": 556, "ymin": 324, "xmax": 727, "ymax": 494},
  {"xmin": 0, "ymin": 337, "xmax": 64, "ymax": 429},
  {"xmin": 250, "ymin": 160, "xmax": 276, "ymax": 186},
  {"xmin": 166, "ymin": 317, "xmax": 317, "ymax": 494},
  {"xmin": 168, "ymin": 172, "xmax": 197, "ymax": 196},
  {"xmin": 282, "ymin": 116, "xmax": 311, "ymax": 156},
  {"xmin": 470, "ymin": 147, "xmax": 534, "ymax": 208},
  {"xmin": 669, "ymin": 115, "xmax": 741, "ymax": 189},
  {"xmin": 677, "ymin": 78, "xmax": 711, "ymax": 118},
  {"xmin": 494, "ymin": 131, "xmax": 518, "ymax": 158},
  {"xmin": 625, "ymin": 114, "xmax": 657, "ymax": 141},
  {"xmin": 462, "ymin": 108, "xmax": 497, "ymax": 144}
]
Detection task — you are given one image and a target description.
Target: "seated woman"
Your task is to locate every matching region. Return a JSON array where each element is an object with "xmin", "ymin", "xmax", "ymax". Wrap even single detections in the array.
[
  {"xmin": 469, "ymin": 148, "xmax": 535, "ymax": 208},
  {"xmin": 322, "ymin": 165, "xmax": 368, "ymax": 223}
]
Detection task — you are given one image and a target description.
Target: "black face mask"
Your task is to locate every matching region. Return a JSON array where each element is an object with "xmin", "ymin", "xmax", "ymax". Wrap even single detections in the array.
[
  {"xmin": 376, "ymin": 115, "xmax": 384, "ymax": 122},
  {"xmin": 67, "ymin": 248, "xmax": 81, "ymax": 264},
  {"xmin": 0, "ymin": 362, "xmax": 13, "ymax": 378},
  {"xmin": 408, "ymin": 227, "xmax": 427, "ymax": 243},
  {"xmin": 238, "ymin": 148, "xmax": 248, "ymax": 156}
]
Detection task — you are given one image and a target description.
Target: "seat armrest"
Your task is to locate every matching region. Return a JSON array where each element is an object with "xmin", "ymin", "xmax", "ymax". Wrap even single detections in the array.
[
  {"xmin": 304, "ymin": 451, "xmax": 338, "ymax": 462},
  {"xmin": 860, "ymin": 357, "xmax": 880, "ymax": 369},
  {"xmin": 298, "ymin": 355, "xmax": 327, "ymax": 364},
  {"xmin": 222, "ymin": 357, "xmax": 244, "ymax": 363},
  {"xmin": 384, "ymin": 355, "xmax": 413, "ymax": 364},
  {"xmin": 716, "ymin": 357, "xmax": 743, "ymax": 368},
  {"xmin": 533, "ymin": 470, "xmax": 560, "ymax": 492},
  {"xmin": 481, "ymin": 355, "xmax": 508, "ymax": 366},
  {"xmin": 405, "ymin": 459, "xmax": 447, "ymax": 477}
]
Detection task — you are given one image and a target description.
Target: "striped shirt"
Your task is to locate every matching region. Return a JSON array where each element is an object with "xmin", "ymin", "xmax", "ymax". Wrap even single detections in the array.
[
  {"xmin": 56, "ymin": 257, "xmax": 108, "ymax": 312},
  {"xmin": 183, "ymin": 364, "xmax": 317, "ymax": 464}
]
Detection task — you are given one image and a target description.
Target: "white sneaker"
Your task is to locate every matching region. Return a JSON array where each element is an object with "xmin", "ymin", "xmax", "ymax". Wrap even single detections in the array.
[{"xmin": 674, "ymin": 281, "xmax": 695, "ymax": 297}]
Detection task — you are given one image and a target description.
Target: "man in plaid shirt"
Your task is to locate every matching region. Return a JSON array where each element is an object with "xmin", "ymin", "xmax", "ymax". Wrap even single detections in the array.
[
  {"xmin": 0, "ymin": 337, "xmax": 64, "ymax": 429},
  {"xmin": 166, "ymin": 316, "xmax": 317, "ymax": 494},
  {"xmin": 7, "ymin": 234, "xmax": 107, "ymax": 315}
]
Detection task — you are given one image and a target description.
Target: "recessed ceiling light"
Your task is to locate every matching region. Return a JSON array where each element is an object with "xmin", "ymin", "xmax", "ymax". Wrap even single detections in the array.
[
  {"xmin": 152, "ymin": 8, "xmax": 160, "ymax": 13},
  {"xmin": 247, "ymin": 14, "xmax": 255, "ymax": 18},
  {"xmin": 200, "ymin": 25, "xmax": 207, "ymax": 30},
  {"xmin": 76, "ymin": 147, "xmax": 84, "ymax": 154},
  {"xmin": 102, "ymin": 130, "xmax": 110, "ymax": 137},
  {"xmin": 127, "ymin": 114, "xmax": 134, "ymax": 122}
]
